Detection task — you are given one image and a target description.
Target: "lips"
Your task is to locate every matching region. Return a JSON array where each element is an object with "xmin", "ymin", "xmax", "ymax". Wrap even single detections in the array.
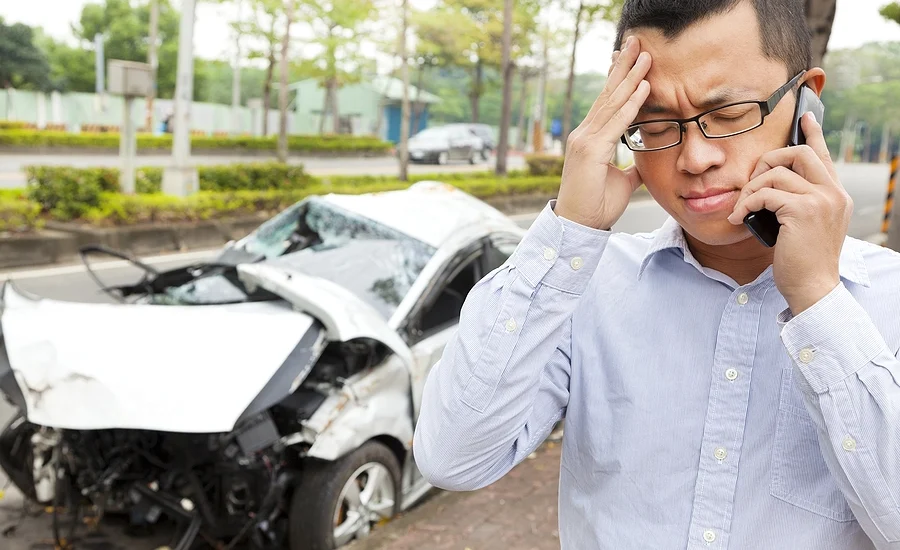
[{"xmin": 682, "ymin": 188, "xmax": 740, "ymax": 214}]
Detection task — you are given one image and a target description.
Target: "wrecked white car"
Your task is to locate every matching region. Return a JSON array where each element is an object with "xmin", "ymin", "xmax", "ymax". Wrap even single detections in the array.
[{"xmin": 0, "ymin": 182, "xmax": 525, "ymax": 549}]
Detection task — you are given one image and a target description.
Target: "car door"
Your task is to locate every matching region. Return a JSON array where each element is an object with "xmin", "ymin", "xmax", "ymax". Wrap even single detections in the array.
[
  {"xmin": 402, "ymin": 234, "xmax": 520, "ymax": 420},
  {"xmin": 448, "ymin": 128, "xmax": 469, "ymax": 160}
]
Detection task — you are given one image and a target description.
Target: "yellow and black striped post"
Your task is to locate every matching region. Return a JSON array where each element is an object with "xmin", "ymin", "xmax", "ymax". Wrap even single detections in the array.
[{"xmin": 884, "ymin": 155, "xmax": 900, "ymax": 249}]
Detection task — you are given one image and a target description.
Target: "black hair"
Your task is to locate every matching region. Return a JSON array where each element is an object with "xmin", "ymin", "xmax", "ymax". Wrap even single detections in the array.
[{"xmin": 614, "ymin": 0, "xmax": 811, "ymax": 78}]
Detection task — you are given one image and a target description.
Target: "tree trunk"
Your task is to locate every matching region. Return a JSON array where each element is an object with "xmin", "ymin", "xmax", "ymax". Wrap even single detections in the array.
[
  {"xmin": 562, "ymin": 1, "xmax": 584, "ymax": 154},
  {"xmin": 399, "ymin": 0, "xmax": 411, "ymax": 181},
  {"xmin": 277, "ymin": 1, "xmax": 294, "ymax": 163},
  {"xmin": 496, "ymin": 0, "xmax": 514, "ymax": 175},
  {"xmin": 805, "ymin": 0, "xmax": 836, "ymax": 67},
  {"xmin": 319, "ymin": 84, "xmax": 331, "ymax": 134},
  {"xmin": 330, "ymin": 78, "xmax": 340, "ymax": 134},
  {"xmin": 516, "ymin": 70, "xmax": 529, "ymax": 150},
  {"xmin": 261, "ymin": 20, "xmax": 277, "ymax": 136},
  {"xmin": 470, "ymin": 60, "xmax": 483, "ymax": 122}
]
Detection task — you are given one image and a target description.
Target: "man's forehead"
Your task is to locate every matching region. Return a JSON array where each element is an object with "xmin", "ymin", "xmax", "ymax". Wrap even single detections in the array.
[{"xmin": 639, "ymin": 84, "xmax": 762, "ymax": 116}]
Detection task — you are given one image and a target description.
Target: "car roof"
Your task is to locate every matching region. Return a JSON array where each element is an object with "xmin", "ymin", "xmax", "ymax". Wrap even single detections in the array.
[{"xmin": 320, "ymin": 181, "xmax": 524, "ymax": 249}]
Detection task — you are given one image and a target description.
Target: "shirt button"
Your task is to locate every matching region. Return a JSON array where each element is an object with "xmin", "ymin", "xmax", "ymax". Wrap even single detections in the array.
[
  {"xmin": 714, "ymin": 447, "xmax": 727, "ymax": 461},
  {"xmin": 842, "ymin": 436, "xmax": 857, "ymax": 451},
  {"xmin": 737, "ymin": 292, "xmax": 749, "ymax": 305},
  {"xmin": 799, "ymin": 348, "xmax": 814, "ymax": 363},
  {"xmin": 570, "ymin": 257, "xmax": 584, "ymax": 270},
  {"xmin": 725, "ymin": 368, "xmax": 738, "ymax": 381},
  {"xmin": 505, "ymin": 319, "xmax": 517, "ymax": 332},
  {"xmin": 543, "ymin": 247, "xmax": 557, "ymax": 261},
  {"xmin": 703, "ymin": 529, "xmax": 716, "ymax": 543}
]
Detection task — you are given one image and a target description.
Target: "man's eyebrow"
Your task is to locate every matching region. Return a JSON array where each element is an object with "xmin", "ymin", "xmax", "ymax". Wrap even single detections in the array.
[{"xmin": 639, "ymin": 88, "xmax": 759, "ymax": 117}]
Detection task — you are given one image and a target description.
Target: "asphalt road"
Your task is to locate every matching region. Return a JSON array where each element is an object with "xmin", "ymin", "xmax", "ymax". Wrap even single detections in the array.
[
  {"xmin": 0, "ymin": 161, "xmax": 891, "ymax": 547},
  {"xmin": 0, "ymin": 152, "xmax": 527, "ymax": 189}
]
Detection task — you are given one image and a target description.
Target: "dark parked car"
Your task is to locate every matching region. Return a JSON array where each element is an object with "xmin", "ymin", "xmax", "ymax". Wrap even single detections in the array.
[
  {"xmin": 447, "ymin": 123, "xmax": 495, "ymax": 160},
  {"xmin": 406, "ymin": 126, "xmax": 483, "ymax": 165}
]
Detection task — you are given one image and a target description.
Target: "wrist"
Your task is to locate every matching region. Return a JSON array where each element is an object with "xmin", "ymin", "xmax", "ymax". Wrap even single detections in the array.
[
  {"xmin": 784, "ymin": 279, "xmax": 840, "ymax": 316},
  {"xmin": 553, "ymin": 202, "xmax": 611, "ymax": 231}
]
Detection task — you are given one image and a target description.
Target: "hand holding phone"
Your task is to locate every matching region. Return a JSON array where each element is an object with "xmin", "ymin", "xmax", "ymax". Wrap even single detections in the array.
[{"xmin": 743, "ymin": 85, "xmax": 825, "ymax": 247}]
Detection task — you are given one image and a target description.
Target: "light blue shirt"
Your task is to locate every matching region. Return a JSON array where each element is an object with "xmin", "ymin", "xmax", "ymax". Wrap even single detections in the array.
[{"xmin": 413, "ymin": 200, "xmax": 900, "ymax": 549}]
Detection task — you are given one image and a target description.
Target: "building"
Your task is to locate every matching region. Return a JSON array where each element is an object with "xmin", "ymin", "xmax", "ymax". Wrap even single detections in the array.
[{"xmin": 288, "ymin": 75, "xmax": 441, "ymax": 143}]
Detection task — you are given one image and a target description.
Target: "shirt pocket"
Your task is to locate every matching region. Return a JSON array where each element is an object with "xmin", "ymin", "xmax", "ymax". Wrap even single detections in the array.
[{"xmin": 770, "ymin": 366, "xmax": 856, "ymax": 523}]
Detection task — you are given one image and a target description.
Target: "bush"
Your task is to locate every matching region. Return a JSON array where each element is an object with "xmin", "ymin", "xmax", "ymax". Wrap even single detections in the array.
[
  {"xmin": 0, "ymin": 196, "xmax": 43, "ymax": 232},
  {"xmin": 77, "ymin": 176, "xmax": 560, "ymax": 226},
  {"xmin": 0, "ymin": 129, "xmax": 393, "ymax": 154},
  {"xmin": 525, "ymin": 154, "xmax": 565, "ymax": 177},
  {"xmin": 0, "ymin": 121, "xmax": 33, "ymax": 131},
  {"xmin": 24, "ymin": 166, "xmax": 109, "ymax": 221}
]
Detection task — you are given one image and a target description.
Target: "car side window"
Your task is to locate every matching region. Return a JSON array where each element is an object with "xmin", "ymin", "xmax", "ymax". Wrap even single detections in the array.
[
  {"xmin": 417, "ymin": 254, "xmax": 482, "ymax": 338},
  {"xmin": 482, "ymin": 236, "xmax": 519, "ymax": 274}
]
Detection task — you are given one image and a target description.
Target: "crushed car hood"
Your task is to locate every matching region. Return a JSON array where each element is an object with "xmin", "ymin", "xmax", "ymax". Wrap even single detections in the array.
[{"xmin": 0, "ymin": 282, "xmax": 322, "ymax": 433}]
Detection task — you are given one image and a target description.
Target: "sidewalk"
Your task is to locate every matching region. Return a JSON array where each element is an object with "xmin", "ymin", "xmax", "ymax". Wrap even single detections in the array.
[{"xmin": 346, "ymin": 428, "xmax": 565, "ymax": 550}]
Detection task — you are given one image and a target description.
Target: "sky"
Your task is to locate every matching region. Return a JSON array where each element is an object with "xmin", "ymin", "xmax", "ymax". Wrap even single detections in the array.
[{"xmin": 3, "ymin": 0, "xmax": 900, "ymax": 76}]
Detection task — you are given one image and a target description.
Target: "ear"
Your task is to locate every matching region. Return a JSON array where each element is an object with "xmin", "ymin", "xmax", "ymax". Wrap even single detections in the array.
[{"xmin": 801, "ymin": 67, "xmax": 826, "ymax": 97}]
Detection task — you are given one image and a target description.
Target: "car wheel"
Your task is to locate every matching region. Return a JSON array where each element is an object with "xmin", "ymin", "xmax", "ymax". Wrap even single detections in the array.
[
  {"xmin": 468, "ymin": 150, "xmax": 478, "ymax": 164},
  {"xmin": 481, "ymin": 148, "xmax": 490, "ymax": 161},
  {"xmin": 437, "ymin": 151, "xmax": 448, "ymax": 165},
  {"xmin": 289, "ymin": 441, "xmax": 401, "ymax": 550}
]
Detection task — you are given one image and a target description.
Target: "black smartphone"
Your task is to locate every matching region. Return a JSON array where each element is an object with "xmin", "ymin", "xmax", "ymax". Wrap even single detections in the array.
[{"xmin": 743, "ymin": 84, "xmax": 825, "ymax": 247}]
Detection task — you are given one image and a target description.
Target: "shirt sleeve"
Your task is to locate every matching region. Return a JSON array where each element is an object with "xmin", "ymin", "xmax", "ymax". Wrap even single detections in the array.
[
  {"xmin": 779, "ymin": 282, "xmax": 900, "ymax": 547},
  {"xmin": 413, "ymin": 200, "xmax": 611, "ymax": 491}
]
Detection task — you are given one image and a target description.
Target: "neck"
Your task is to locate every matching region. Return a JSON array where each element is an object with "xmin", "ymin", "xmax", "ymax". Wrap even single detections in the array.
[{"xmin": 684, "ymin": 233, "xmax": 775, "ymax": 286}]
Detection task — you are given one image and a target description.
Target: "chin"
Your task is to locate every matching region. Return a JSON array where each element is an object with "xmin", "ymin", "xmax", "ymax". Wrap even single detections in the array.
[{"xmin": 678, "ymin": 217, "xmax": 757, "ymax": 247}]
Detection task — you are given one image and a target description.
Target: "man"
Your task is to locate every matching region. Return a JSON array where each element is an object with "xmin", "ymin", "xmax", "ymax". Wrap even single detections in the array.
[{"xmin": 412, "ymin": 0, "xmax": 900, "ymax": 548}]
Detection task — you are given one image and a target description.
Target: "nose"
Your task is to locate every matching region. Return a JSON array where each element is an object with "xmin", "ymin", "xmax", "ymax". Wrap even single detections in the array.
[{"xmin": 675, "ymin": 122, "xmax": 726, "ymax": 175}]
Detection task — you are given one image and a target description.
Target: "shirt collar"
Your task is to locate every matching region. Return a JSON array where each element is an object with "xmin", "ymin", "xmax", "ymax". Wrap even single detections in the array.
[{"xmin": 636, "ymin": 216, "xmax": 871, "ymax": 288}]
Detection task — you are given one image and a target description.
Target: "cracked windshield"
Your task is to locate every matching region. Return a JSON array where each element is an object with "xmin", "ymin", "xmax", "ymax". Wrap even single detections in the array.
[{"xmin": 1, "ymin": 0, "xmax": 899, "ymax": 549}]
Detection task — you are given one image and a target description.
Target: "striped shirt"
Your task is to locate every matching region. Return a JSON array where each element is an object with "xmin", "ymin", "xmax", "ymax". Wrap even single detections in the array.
[{"xmin": 413, "ymin": 200, "xmax": 900, "ymax": 549}]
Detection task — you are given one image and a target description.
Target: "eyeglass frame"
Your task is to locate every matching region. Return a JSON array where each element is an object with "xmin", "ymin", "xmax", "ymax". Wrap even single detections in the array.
[{"xmin": 620, "ymin": 70, "xmax": 807, "ymax": 152}]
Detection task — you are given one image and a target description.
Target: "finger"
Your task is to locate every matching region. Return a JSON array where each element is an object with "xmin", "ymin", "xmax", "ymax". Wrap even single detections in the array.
[
  {"xmin": 800, "ymin": 111, "xmax": 839, "ymax": 183},
  {"xmin": 581, "ymin": 37, "xmax": 642, "ymax": 126},
  {"xmin": 737, "ymin": 165, "xmax": 811, "ymax": 205},
  {"xmin": 748, "ymin": 142, "xmax": 834, "ymax": 186},
  {"xmin": 607, "ymin": 51, "xmax": 620, "ymax": 77},
  {"xmin": 596, "ymin": 79, "xmax": 651, "ymax": 142},
  {"xmin": 728, "ymin": 187, "xmax": 795, "ymax": 224},
  {"xmin": 588, "ymin": 51, "xmax": 652, "ymax": 133}
]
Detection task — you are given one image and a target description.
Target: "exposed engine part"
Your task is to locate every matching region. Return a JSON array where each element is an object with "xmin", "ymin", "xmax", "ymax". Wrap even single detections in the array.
[{"xmin": 30, "ymin": 427, "xmax": 61, "ymax": 503}]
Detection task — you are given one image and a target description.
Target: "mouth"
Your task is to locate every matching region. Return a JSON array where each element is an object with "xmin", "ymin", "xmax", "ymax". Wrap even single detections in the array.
[{"xmin": 682, "ymin": 188, "xmax": 740, "ymax": 215}]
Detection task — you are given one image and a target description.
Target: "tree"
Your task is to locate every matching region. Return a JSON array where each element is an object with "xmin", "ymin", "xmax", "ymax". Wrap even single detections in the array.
[
  {"xmin": 495, "ymin": 0, "xmax": 514, "ymax": 175},
  {"xmin": 278, "ymin": 0, "xmax": 295, "ymax": 162},
  {"xmin": 562, "ymin": 0, "xmax": 621, "ymax": 153},
  {"xmin": 297, "ymin": 0, "xmax": 377, "ymax": 134},
  {"xmin": 0, "ymin": 18, "xmax": 52, "ymax": 90},
  {"xmin": 37, "ymin": 35, "xmax": 95, "ymax": 93},
  {"xmin": 415, "ymin": 0, "xmax": 538, "ymax": 123},
  {"xmin": 399, "ymin": 0, "xmax": 411, "ymax": 181},
  {"xmin": 805, "ymin": 0, "xmax": 836, "ymax": 67},
  {"xmin": 236, "ymin": 0, "xmax": 286, "ymax": 135}
]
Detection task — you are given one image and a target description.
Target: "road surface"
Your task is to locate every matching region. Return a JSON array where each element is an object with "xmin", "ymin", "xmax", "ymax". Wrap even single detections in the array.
[
  {"xmin": 0, "ymin": 162, "xmax": 891, "ymax": 548},
  {"xmin": 0, "ymin": 152, "xmax": 527, "ymax": 189}
]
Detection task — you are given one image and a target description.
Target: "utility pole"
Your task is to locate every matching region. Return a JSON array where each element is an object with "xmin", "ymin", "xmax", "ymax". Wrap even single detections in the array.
[
  {"xmin": 146, "ymin": 0, "xmax": 159, "ymax": 132},
  {"xmin": 398, "ymin": 0, "xmax": 411, "ymax": 181},
  {"xmin": 231, "ymin": 0, "xmax": 243, "ymax": 136},
  {"xmin": 162, "ymin": 0, "xmax": 199, "ymax": 197},
  {"xmin": 495, "ymin": 0, "xmax": 514, "ymax": 175}
]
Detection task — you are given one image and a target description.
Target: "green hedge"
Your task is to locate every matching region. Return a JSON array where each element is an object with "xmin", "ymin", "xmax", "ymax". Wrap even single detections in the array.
[
  {"xmin": 0, "ymin": 191, "xmax": 43, "ymax": 232},
  {"xmin": 0, "ymin": 129, "xmax": 393, "ymax": 153},
  {"xmin": 80, "ymin": 176, "xmax": 561, "ymax": 226},
  {"xmin": 0, "ymin": 121, "xmax": 31, "ymax": 131}
]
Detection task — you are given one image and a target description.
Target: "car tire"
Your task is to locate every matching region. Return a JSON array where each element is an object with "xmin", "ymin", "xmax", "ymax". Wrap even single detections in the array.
[
  {"xmin": 468, "ymin": 150, "xmax": 478, "ymax": 164},
  {"xmin": 288, "ymin": 441, "xmax": 402, "ymax": 550},
  {"xmin": 481, "ymin": 149, "xmax": 490, "ymax": 161},
  {"xmin": 437, "ymin": 152, "xmax": 448, "ymax": 165}
]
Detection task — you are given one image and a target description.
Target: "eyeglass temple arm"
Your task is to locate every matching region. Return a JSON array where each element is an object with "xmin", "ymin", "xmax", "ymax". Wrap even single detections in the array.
[{"xmin": 763, "ymin": 71, "xmax": 806, "ymax": 116}]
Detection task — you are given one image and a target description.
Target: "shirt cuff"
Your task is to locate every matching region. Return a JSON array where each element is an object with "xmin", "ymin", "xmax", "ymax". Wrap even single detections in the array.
[
  {"xmin": 779, "ymin": 282, "xmax": 888, "ymax": 394},
  {"xmin": 508, "ymin": 199, "xmax": 611, "ymax": 295}
]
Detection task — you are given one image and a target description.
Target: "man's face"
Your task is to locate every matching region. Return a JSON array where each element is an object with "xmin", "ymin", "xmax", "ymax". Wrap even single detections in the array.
[{"xmin": 623, "ymin": 1, "xmax": 823, "ymax": 247}]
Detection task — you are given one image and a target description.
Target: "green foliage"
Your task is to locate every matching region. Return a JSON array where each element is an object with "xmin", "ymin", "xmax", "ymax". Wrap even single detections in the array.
[
  {"xmin": 0, "ymin": 17, "xmax": 53, "ymax": 91},
  {"xmin": 0, "ymin": 197, "xmax": 43, "ymax": 233},
  {"xmin": 0, "ymin": 130, "xmax": 393, "ymax": 153},
  {"xmin": 524, "ymin": 154, "xmax": 565, "ymax": 176},
  {"xmin": 24, "ymin": 166, "xmax": 108, "ymax": 221},
  {"xmin": 880, "ymin": 2, "xmax": 900, "ymax": 26},
  {"xmin": 81, "ymin": 175, "xmax": 560, "ymax": 226}
]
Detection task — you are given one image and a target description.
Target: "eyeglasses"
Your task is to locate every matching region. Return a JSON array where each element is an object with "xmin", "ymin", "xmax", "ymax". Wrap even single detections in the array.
[{"xmin": 620, "ymin": 71, "xmax": 806, "ymax": 152}]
